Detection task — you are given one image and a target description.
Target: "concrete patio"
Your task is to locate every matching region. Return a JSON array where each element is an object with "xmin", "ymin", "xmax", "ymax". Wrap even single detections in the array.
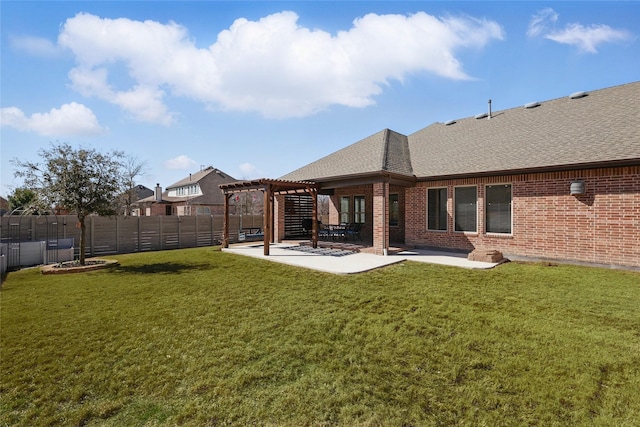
[{"xmin": 222, "ymin": 242, "xmax": 501, "ymax": 274}]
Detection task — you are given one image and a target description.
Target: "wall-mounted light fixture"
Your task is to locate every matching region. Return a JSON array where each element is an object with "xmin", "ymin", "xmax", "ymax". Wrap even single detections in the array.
[{"xmin": 570, "ymin": 180, "xmax": 585, "ymax": 196}]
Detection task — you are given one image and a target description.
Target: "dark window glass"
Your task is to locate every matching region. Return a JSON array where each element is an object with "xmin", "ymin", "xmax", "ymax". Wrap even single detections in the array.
[
  {"xmin": 486, "ymin": 184, "xmax": 512, "ymax": 233},
  {"xmin": 389, "ymin": 194, "xmax": 399, "ymax": 227},
  {"xmin": 454, "ymin": 187, "xmax": 477, "ymax": 232},
  {"xmin": 427, "ymin": 188, "xmax": 447, "ymax": 231}
]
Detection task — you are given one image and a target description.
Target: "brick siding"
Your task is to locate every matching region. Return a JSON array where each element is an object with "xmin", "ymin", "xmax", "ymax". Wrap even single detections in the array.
[{"xmin": 406, "ymin": 166, "xmax": 640, "ymax": 268}]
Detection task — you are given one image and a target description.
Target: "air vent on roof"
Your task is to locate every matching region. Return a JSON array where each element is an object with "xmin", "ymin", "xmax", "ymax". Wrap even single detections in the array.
[
  {"xmin": 444, "ymin": 119, "xmax": 457, "ymax": 126},
  {"xmin": 475, "ymin": 112, "xmax": 488, "ymax": 119},
  {"xmin": 524, "ymin": 101, "xmax": 541, "ymax": 109},
  {"xmin": 569, "ymin": 91, "xmax": 588, "ymax": 99}
]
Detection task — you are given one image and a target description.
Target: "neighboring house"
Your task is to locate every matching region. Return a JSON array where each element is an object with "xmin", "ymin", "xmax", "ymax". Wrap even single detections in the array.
[
  {"xmin": 123, "ymin": 185, "xmax": 154, "ymax": 216},
  {"xmin": 137, "ymin": 167, "xmax": 237, "ymax": 216},
  {"xmin": 277, "ymin": 81, "xmax": 640, "ymax": 268},
  {"xmin": 132, "ymin": 185, "xmax": 154, "ymax": 202}
]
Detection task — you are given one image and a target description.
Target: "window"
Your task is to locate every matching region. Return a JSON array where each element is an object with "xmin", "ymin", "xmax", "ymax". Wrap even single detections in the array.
[
  {"xmin": 389, "ymin": 194, "xmax": 399, "ymax": 227},
  {"xmin": 354, "ymin": 196, "xmax": 365, "ymax": 224},
  {"xmin": 486, "ymin": 184, "xmax": 512, "ymax": 234},
  {"xmin": 427, "ymin": 188, "xmax": 447, "ymax": 231},
  {"xmin": 340, "ymin": 196, "xmax": 350, "ymax": 223},
  {"xmin": 454, "ymin": 186, "xmax": 477, "ymax": 232},
  {"xmin": 196, "ymin": 206, "xmax": 211, "ymax": 215}
]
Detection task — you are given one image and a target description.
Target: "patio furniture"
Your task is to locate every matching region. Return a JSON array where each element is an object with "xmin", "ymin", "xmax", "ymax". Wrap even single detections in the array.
[
  {"xmin": 239, "ymin": 227, "xmax": 264, "ymax": 241},
  {"xmin": 345, "ymin": 223, "xmax": 362, "ymax": 241},
  {"xmin": 318, "ymin": 223, "xmax": 347, "ymax": 241}
]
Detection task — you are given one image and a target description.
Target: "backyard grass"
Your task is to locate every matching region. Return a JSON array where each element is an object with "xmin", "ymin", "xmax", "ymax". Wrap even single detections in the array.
[{"xmin": 1, "ymin": 247, "xmax": 639, "ymax": 426}]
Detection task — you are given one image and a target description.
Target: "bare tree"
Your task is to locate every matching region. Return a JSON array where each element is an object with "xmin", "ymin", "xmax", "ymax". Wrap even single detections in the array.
[
  {"xmin": 118, "ymin": 155, "xmax": 148, "ymax": 215},
  {"xmin": 12, "ymin": 142, "xmax": 125, "ymax": 265}
]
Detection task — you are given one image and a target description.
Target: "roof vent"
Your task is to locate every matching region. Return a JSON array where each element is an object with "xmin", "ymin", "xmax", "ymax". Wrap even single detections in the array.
[
  {"xmin": 524, "ymin": 101, "xmax": 541, "ymax": 109},
  {"xmin": 444, "ymin": 119, "xmax": 457, "ymax": 126},
  {"xmin": 569, "ymin": 91, "xmax": 588, "ymax": 99},
  {"xmin": 475, "ymin": 112, "xmax": 488, "ymax": 119}
]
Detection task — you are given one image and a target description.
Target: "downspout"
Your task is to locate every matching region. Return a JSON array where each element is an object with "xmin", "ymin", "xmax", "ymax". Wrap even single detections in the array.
[
  {"xmin": 383, "ymin": 174, "xmax": 389, "ymax": 256},
  {"xmin": 381, "ymin": 130, "xmax": 390, "ymax": 256}
]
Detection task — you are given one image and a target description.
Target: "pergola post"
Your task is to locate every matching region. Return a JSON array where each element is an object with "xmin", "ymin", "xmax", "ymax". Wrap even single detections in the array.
[
  {"xmin": 310, "ymin": 187, "xmax": 318, "ymax": 248},
  {"xmin": 263, "ymin": 185, "xmax": 271, "ymax": 256},
  {"xmin": 222, "ymin": 194, "xmax": 231, "ymax": 248}
]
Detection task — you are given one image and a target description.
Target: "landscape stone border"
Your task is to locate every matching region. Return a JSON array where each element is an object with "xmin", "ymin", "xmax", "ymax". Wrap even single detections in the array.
[{"xmin": 41, "ymin": 259, "xmax": 119, "ymax": 275}]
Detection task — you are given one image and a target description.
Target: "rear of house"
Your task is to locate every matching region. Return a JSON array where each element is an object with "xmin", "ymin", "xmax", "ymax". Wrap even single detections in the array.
[{"xmin": 280, "ymin": 81, "xmax": 640, "ymax": 268}]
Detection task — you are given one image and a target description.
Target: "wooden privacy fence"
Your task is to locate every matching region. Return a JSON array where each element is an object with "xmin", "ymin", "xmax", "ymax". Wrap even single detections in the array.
[{"xmin": 0, "ymin": 214, "xmax": 262, "ymax": 260}]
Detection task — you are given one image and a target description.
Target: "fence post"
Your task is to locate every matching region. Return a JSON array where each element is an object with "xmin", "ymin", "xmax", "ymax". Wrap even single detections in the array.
[
  {"xmin": 195, "ymin": 215, "xmax": 199, "ymax": 246},
  {"xmin": 90, "ymin": 216, "xmax": 95, "ymax": 257},
  {"xmin": 31, "ymin": 216, "xmax": 36, "ymax": 241},
  {"xmin": 159, "ymin": 216, "xmax": 163, "ymax": 251},
  {"xmin": 137, "ymin": 216, "xmax": 141, "ymax": 252},
  {"xmin": 178, "ymin": 216, "xmax": 181, "ymax": 249},
  {"xmin": 116, "ymin": 216, "xmax": 120, "ymax": 253}
]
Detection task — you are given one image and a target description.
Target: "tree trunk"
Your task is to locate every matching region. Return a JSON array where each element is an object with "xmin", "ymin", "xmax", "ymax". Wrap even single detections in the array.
[{"xmin": 79, "ymin": 218, "xmax": 86, "ymax": 265}]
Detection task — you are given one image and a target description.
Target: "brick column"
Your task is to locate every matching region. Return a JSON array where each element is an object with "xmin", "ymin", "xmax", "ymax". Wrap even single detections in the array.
[
  {"xmin": 273, "ymin": 194, "xmax": 286, "ymax": 242},
  {"xmin": 372, "ymin": 181, "xmax": 389, "ymax": 255}
]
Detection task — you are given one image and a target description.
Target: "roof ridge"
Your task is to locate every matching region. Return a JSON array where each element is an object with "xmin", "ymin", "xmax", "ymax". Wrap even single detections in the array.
[{"xmin": 381, "ymin": 128, "xmax": 390, "ymax": 171}]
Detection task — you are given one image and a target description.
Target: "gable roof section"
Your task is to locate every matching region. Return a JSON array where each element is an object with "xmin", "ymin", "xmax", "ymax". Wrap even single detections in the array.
[
  {"xmin": 409, "ymin": 81, "xmax": 640, "ymax": 178},
  {"xmin": 281, "ymin": 129, "xmax": 412, "ymax": 182}
]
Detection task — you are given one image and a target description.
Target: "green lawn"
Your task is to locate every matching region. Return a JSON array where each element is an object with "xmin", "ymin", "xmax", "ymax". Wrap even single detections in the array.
[{"xmin": 1, "ymin": 247, "xmax": 639, "ymax": 426}]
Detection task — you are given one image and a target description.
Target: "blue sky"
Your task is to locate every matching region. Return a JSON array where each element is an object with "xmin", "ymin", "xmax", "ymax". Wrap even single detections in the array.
[{"xmin": 1, "ymin": 1, "xmax": 638, "ymax": 197}]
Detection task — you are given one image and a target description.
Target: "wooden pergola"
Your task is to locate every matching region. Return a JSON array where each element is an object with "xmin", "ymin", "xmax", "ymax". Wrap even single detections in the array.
[{"xmin": 219, "ymin": 179, "xmax": 319, "ymax": 255}]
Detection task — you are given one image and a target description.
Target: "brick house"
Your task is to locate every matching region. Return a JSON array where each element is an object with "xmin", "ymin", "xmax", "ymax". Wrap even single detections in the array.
[
  {"xmin": 278, "ymin": 81, "xmax": 640, "ymax": 268},
  {"xmin": 137, "ymin": 166, "xmax": 237, "ymax": 216}
]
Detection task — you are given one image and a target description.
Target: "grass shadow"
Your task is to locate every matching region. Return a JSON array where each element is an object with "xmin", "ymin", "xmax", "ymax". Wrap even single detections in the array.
[{"xmin": 113, "ymin": 262, "xmax": 211, "ymax": 275}]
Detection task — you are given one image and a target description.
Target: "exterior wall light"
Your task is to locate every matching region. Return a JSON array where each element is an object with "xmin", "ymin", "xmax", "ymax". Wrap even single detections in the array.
[{"xmin": 570, "ymin": 181, "xmax": 585, "ymax": 196}]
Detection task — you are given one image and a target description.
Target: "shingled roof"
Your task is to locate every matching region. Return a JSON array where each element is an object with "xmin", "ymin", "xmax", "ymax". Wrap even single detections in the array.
[
  {"xmin": 281, "ymin": 129, "xmax": 412, "ymax": 182},
  {"xmin": 409, "ymin": 81, "xmax": 640, "ymax": 178},
  {"xmin": 281, "ymin": 81, "xmax": 640, "ymax": 182},
  {"xmin": 138, "ymin": 167, "xmax": 237, "ymax": 205}
]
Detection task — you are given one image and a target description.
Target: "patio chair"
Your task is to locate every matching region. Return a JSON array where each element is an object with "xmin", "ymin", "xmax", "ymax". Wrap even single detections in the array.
[
  {"xmin": 345, "ymin": 223, "xmax": 362, "ymax": 241},
  {"xmin": 301, "ymin": 218, "xmax": 313, "ymax": 237},
  {"xmin": 318, "ymin": 222, "xmax": 330, "ymax": 240}
]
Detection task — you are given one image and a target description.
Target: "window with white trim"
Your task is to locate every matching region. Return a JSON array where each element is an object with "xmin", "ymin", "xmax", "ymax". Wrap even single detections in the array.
[
  {"xmin": 454, "ymin": 186, "xmax": 477, "ymax": 232},
  {"xmin": 427, "ymin": 188, "xmax": 447, "ymax": 231},
  {"xmin": 340, "ymin": 196, "xmax": 350, "ymax": 223},
  {"xmin": 354, "ymin": 195, "xmax": 365, "ymax": 224},
  {"xmin": 485, "ymin": 184, "xmax": 512, "ymax": 234}
]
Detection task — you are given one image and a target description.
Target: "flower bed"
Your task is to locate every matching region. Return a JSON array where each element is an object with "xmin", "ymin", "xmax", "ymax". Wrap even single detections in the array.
[{"xmin": 41, "ymin": 259, "xmax": 119, "ymax": 275}]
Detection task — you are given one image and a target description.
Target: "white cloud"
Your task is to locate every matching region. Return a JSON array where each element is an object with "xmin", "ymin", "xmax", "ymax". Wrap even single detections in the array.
[
  {"xmin": 164, "ymin": 155, "xmax": 197, "ymax": 170},
  {"xmin": 56, "ymin": 11, "xmax": 504, "ymax": 120},
  {"xmin": 546, "ymin": 24, "xmax": 632, "ymax": 54},
  {"xmin": 527, "ymin": 8, "xmax": 558, "ymax": 38},
  {"xmin": 10, "ymin": 35, "xmax": 61, "ymax": 57},
  {"xmin": 238, "ymin": 162, "xmax": 261, "ymax": 179},
  {"xmin": 0, "ymin": 102, "xmax": 105, "ymax": 137},
  {"xmin": 527, "ymin": 8, "xmax": 632, "ymax": 53}
]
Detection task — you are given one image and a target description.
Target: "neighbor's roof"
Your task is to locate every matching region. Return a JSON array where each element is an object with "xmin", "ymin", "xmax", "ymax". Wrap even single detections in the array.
[
  {"xmin": 281, "ymin": 81, "xmax": 640, "ymax": 182},
  {"xmin": 137, "ymin": 167, "xmax": 237, "ymax": 205}
]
